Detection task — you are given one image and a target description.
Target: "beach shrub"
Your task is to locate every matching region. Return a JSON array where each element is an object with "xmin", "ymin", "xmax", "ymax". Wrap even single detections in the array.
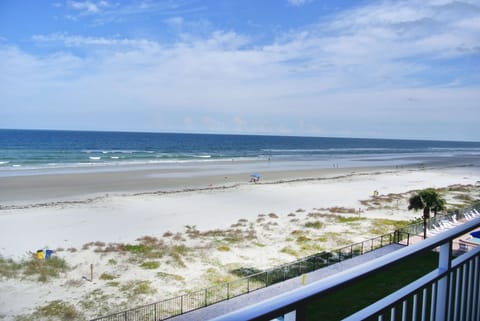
[
  {"xmin": 230, "ymin": 267, "xmax": 263, "ymax": 277},
  {"xmin": 291, "ymin": 230, "xmax": 304, "ymax": 236},
  {"xmin": 453, "ymin": 194, "xmax": 473, "ymax": 202},
  {"xmin": 305, "ymin": 221, "xmax": 323, "ymax": 229},
  {"xmin": 328, "ymin": 207, "xmax": 357, "ymax": 214},
  {"xmin": 79, "ymin": 289, "xmax": 111, "ymax": 316},
  {"xmin": 107, "ymin": 258, "xmax": 117, "ymax": 265},
  {"xmin": 123, "ymin": 244, "xmax": 149, "ymax": 254},
  {"xmin": 0, "ymin": 256, "xmax": 22, "ymax": 278},
  {"xmin": 280, "ymin": 247, "xmax": 299, "ymax": 258},
  {"xmin": 217, "ymin": 245, "xmax": 231, "ymax": 252},
  {"xmin": 334, "ymin": 216, "xmax": 366, "ymax": 223},
  {"xmin": 18, "ymin": 300, "xmax": 83, "ymax": 321},
  {"xmin": 168, "ymin": 252, "xmax": 186, "ymax": 268},
  {"xmin": 23, "ymin": 256, "xmax": 69, "ymax": 282},
  {"xmin": 203, "ymin": 268, "xmax": 233, "ymax": 285},
  {"xmin": 121, "ymin": 280, "xmax": 156, "ymax": 297},
  {"xmin": 140, "ymin": 261, "xmax": 160, "ymax": 269},
  {"xmin": 369, "ymin": 219, "xmax": 409, "ymax": 235},
  {"xmin": 296, "ymin": 236, "xmax": 311, "ymax": 244},
  {"xmin": 99, "ymin": 273, "xmax": 118, "ymax": 280},
  {"xmin": 157, "ymin": 272, "xmax": 185, "ymax": 281}
]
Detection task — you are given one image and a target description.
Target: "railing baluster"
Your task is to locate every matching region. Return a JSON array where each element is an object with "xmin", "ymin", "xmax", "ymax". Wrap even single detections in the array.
[
  {"xmin": 402, "ymin": 299, "xmax": 407, "ymax": 321},
  {"xmin": 430, "ymin": 283, "xmax": 436, "ymax": 321},
  {"xmin": 460, "ymin": 264, "xmax": 467, "ymax": 321},
  {"xmin": 473, "ymin": 256, "xmax": 480, "ymax": 321},
  {"xmin": 466, "ymin": 260, "xmax": 472, "ymax": 321},
  {"xmin": 421, "ymin": 287, "xmax": 427, "ymax": 321}
]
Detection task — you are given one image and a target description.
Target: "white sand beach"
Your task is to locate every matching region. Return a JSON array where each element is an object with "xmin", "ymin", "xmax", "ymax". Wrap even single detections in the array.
[{"xmin": 0, "ymin": 160, "xmax": 479, "ymax": 320}]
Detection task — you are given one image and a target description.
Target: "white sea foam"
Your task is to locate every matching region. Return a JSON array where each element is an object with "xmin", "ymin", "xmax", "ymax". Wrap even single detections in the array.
[{"xmin": 89, "ymin": 157, "xmax": 101, "ymax": 160}]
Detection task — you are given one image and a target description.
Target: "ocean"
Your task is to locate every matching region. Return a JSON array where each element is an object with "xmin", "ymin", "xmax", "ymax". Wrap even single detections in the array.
[{"xmin": 1, "ymin": 129, "xmax": 479, "ymax": 176}]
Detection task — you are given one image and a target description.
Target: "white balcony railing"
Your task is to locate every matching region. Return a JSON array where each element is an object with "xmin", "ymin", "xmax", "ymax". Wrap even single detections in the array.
[{"xmin": 211, "ymin": 215, "xmax": 480, "ymax": 321}]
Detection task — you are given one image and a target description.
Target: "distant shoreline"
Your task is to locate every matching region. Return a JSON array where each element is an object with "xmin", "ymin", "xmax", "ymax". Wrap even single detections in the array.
[{"xmin": 1, "ymin": 154, "xmax": 479, "ymax": 206}]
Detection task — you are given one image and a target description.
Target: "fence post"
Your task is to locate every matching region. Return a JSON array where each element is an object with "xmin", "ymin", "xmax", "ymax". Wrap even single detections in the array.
[
  {"xmin": 181, "ymin": 295, "xmax": 184, "ymax": 314},
  {"xmin": 227, "ymin": 282, "xmax": 230, "ymax": 299},
  {"xmin": 247, "ymin": 277, "xmax": 250, "ymax": 293},
  {"xmin": 204, "ymin": 288, "xmax": 207, "ymax": 306}
]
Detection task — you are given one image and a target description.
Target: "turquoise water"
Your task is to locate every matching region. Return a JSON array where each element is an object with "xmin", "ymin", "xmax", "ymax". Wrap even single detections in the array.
[{"xmin": 1, "ymin": 129, "xmax": 480, "ymax": 176}]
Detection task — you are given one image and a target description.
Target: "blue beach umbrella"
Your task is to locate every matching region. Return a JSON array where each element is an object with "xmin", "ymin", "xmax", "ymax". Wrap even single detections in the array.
[{"xmin": 250, "ymin": 173, "xmax": 261, "ymax": 182}]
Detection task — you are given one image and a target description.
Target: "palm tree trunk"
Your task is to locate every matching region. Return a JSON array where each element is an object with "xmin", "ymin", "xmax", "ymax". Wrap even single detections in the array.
[{"xmin": 423, "ymin": 207, "xmax": 430, "ymax": 239}]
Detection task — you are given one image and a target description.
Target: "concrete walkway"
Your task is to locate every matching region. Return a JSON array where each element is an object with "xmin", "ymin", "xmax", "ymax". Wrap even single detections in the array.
[{"xmin": 169, "ymin": 244, "xmax": 405, "ymax": 321}]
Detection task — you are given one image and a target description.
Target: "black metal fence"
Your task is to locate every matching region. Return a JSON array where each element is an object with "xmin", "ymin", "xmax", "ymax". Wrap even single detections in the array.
[
  {"xmin": 90, "ymin": 230, "xmax": 409, "ymax": 321},
  {"xmin": 400, "ymin": 203, "xmax": 480, "ymax": 238}
]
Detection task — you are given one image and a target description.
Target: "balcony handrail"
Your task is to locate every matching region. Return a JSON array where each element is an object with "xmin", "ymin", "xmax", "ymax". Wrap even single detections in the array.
[
  {"xmin": 210, "ymin": 216, "xmax": 480, "ymax": 321},
  {"xmin": 343, "ymin": 244, "xmax": 480, "ymax": 320}
]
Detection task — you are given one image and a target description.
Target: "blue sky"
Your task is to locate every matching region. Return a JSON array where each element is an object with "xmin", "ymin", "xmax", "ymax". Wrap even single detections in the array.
[{"xmin": 1, "ymin": 0, "xmax": 479, "ymax": 141}]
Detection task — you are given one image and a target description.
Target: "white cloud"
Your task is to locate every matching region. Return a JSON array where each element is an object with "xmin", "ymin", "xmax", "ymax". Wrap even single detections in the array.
[
  {"xmin": 287, "ymin": 0, "xmax": 313, "ymax": 7},
  {"xmin": 68, "ymin": 0, "xmax": 108, "ymax": 14},
  {"xmin": 32, "ymin": 33, "xmax": 159, "ymax": 49},
  {"xmin": 165, "ymin": 16, "xmax": 184, "ymax": 27},
  {"xmin": 1, "ymin": 0, "xmax": 480, "ymax": 140}
]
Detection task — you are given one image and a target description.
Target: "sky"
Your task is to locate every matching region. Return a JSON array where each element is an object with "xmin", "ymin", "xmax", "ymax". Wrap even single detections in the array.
[{"xmin": 0, "ymin": 0, "xmax": 479, "ymax": 141}]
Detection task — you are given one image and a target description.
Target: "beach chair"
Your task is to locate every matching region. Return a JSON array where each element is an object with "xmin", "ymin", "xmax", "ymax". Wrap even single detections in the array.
[
  {"xmin": 449, "ymin": 216, "xmax": 461, "ymax": 226},
  {"xmin": 442, "ymin": 220, "xmax": 454, "ymax": 228},
  {"xmin": 452, "ymin": 215, "xmax": 459, "ymax": 224},
  {"xmin": 473, "ymin": 209, "xmax": 480, "ymax": 216},
  {"xmin": 432, "ymin": 224, "xmax": 444, "ymax": 233},
  {"xmin": 459, "ymin": 242, "xmax": 469, "ymax": 253}
]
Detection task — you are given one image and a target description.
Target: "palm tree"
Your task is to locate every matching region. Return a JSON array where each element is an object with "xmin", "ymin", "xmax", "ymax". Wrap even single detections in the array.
[{"xmin": 408, "ymin": 188, "xmax": 446, "ymax": 239}]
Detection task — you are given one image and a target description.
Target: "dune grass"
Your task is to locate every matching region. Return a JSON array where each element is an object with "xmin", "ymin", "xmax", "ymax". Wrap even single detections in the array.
[
  {"xmin": 16, "ymin": 300, "xmax": 83, "ymax": 321},
  {"xmin": 0, "ymin": 255, "xmax": 70, "ymax": 282}
]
